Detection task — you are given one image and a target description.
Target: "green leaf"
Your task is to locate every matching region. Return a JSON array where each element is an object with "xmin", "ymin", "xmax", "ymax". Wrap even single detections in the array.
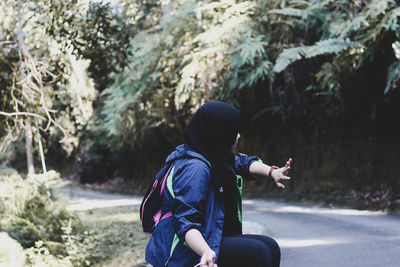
[
  {"xmin": 273, "ymin": 38, "xmax": 353, "ymax": 73},
  {"xmin": 384, "ymin": 60, "xmax": 400, "ymax": 95}
]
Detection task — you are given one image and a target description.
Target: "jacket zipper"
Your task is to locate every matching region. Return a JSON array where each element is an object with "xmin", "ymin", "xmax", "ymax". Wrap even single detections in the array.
[{"xmin": 164, "ymin": 256, "xmax": 171, "ymax": 266}]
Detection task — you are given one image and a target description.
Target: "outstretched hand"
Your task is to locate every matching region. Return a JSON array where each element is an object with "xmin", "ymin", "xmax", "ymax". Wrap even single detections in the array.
[{"xmin": 271, "ymin": 158, "xmax": 292, "ymax": 189}]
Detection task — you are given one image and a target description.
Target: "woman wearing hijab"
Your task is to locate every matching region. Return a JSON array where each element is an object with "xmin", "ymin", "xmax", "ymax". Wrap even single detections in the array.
[{"xmin": 145, "ymin": 101, "xmax": 292, "ymax": 267}]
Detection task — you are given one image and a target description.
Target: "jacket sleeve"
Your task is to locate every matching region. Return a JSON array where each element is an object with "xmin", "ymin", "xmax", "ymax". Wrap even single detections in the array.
[
  {"xmin": 234, "ymin": 153, "xmax": 261, "ymax": 180},
  {"xmin": 172, "ymin": 159, "xmax": 211, "ymax": 241}
]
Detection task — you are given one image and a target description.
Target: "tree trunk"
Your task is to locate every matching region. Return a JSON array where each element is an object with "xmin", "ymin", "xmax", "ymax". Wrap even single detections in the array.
[
  {"xmin": 25, "ymin": 118, "xmax": 34, "ymax": 175},
  {"xmin": 35, "ymin": 121, "xmax": 46, "ymax": 173}
]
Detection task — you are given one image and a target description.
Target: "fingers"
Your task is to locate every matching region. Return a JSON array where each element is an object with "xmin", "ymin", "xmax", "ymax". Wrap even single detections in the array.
[
  {"xmin": 276, "ymin": 171, "xmax": 291, "ymax": 180},
  {"xmin": 198, "ymin": 250, "xmax": 217, "ymax": 267},
  {"xmin": 197, "ymin": 261, "xmax": 214, "ymax": 267},
  {"xmin": 201, "ymin": 258, "xmax": 212, "ymax": 266},
  {"xmin": 285, "ymin": 158, "xmax": 292, "ymax": 168},
  {"xmin": 274, "ymin": 173, "xmax": 290, "ymax": 189},
  {"xmin": 276, "ymin": 182, "xmax": 285, "ymax": 189},
  {"xmin": 283, "ymin": 158, "xmax": 292, "ymax": 175}
]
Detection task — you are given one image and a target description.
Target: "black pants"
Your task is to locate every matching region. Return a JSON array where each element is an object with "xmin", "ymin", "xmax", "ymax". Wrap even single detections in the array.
[{"xmin": 217, "ymin": 234, "xmax": 281, "ymax": 267}]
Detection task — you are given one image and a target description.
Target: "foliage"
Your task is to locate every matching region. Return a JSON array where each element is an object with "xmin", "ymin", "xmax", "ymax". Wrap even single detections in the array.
[
  {"xmin": 273, "ymin": 38, "xmax": 354, "ymax": 73},
  {"xmin": 25, "ymin": 240, "xmax": 73, "ymax": 267},
  {"xmin": 0, "ymin": 0, "xmax": 99, "ymax": 158},
  {"xmin": 1, "ymin": 0, "xmax": 400, "ymax": 194},
  {"xmin": 41, "ymin": 0, "xmax": 133, "ymax": 92},
  {"xmin": 98, "ymin": 0, "xmax": 400, "ymax": 145},
  {"xmin": 95, "ymin": 0, "xmax": 280, "ymax": 157},
  {"xmin": 0, "ymin": 0, "xmax": 135, "ymax": 165},
  {"xmin": 67, "ymin": 0, "xmax": 399, "ymax": 183},
  {"xmin": 0, "ymin": 166, "xmax": 94, "ymax": 266},
  {"xmin": 272, "ymin": 0, "xmax": 400, "ymax": 95},
  {"xmin": 385, "ymin": 41, "xmax": 400, "ymax": 94},
  {"xmin": 0, "ymin": 164, "xmax": 151, "ymax": 266}
]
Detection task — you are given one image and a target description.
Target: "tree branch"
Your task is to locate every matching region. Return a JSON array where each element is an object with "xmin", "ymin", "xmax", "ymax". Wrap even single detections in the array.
[{"xmin": 0, "ymin": 111, "xmax": 46, "ymax": 120}]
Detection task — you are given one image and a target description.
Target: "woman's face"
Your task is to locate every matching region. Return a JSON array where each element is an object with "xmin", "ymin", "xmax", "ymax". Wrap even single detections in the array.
[{"xmin": 231, "ymin": 133, "xmax": 240, "ymax": 153}]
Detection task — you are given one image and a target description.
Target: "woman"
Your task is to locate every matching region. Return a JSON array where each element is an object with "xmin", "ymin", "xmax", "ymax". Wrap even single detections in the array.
[{"xmin": 145, "ymin": 101, "xmax": 292, "ymax": 267}]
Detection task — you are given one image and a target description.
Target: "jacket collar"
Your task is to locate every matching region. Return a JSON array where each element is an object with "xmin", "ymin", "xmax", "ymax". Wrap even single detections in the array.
[{"xmin": 166, "ymin": 144, "xmax": 210, "ymax": 167}]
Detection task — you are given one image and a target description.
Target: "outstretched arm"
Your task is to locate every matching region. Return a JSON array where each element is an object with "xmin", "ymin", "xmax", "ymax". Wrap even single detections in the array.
[{"xmin": 249, "ymin": 158, "xmax": 292, "ymax": 188}]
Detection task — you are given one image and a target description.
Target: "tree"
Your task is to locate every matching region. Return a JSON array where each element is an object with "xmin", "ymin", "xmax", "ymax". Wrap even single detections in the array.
[{"xmin": 0, "ymin": 0, "xmax": 97, "ymax": 172}]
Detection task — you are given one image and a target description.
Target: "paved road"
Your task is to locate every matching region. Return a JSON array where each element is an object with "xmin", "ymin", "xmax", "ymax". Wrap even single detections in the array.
[
  {"xmin": 57, "ymin": 186, "xmax": 400, "ymax": 267},
  {"xmin": 242, "ymin": 200, "xmax": 400, "ymax": 267}
]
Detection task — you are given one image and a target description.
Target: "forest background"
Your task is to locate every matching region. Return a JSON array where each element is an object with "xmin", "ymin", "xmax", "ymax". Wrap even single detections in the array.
[{"xmin": 1, "ymin": 0, "xmax": 400, "ymax": 265}]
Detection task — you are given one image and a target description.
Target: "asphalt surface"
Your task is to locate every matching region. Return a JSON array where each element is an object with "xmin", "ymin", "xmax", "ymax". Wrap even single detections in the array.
[
  {"xmin": 57, "ymin": 186, "xmax": 400, "ymax": 267},
  {"xmin": 242, "ymin": 200, "xmax": 400, "ymax": 267}
]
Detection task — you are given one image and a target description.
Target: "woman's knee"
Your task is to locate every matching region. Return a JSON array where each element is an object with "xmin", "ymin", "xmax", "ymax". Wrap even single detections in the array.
[
  {"xmin": 267, "ymin": 236, "xmax": 281, "ymax": 256},
  {"xmin": 218, "ymin": 236, "xmax": 274, "ymax": 267},
  {"xmin": 244, "ymin": 235, "xmax": 281, "ymax": 266},
  {"xmin": 254, "ymin": 241, "xmax": 274, "ymax": 266}
]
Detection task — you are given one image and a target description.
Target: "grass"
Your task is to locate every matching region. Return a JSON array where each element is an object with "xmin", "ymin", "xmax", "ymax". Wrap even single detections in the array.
[
  {"xmin": 76, "ymin": 206, "xmax": 149, "ymax": 267},
  {"xmin": 55, "ymin": 180, "xmax": 150, "ymax": 267}
]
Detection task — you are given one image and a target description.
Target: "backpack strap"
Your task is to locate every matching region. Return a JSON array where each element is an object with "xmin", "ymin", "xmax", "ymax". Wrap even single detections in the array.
[
  {"xmin": 152, "ymin": 163, "xmax": 175, "ymax": 228},
  {"xmin": 160, "ymin": 163, "xmax": 174, "ymax": 196}
]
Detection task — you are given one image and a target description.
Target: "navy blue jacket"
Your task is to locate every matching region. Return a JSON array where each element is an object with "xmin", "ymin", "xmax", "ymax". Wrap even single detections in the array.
[{"xmin": 145, "ymin": 144, "xmax": 259, "ymax": 267}]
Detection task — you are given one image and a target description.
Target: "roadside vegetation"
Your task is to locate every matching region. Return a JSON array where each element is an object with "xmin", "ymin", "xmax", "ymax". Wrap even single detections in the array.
[{"xmin": 0, "ymin": 165, "xmax": 148, "ymax": 266}]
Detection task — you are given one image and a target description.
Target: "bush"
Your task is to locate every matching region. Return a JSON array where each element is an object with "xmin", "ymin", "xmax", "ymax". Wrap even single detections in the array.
[
  {"xmin": 1, "ymin": 215, "xmax": 45, "ymax": 248},
  {"xmin": 0, "ymin": 166, "xmax": 92, "ymax": 266}
]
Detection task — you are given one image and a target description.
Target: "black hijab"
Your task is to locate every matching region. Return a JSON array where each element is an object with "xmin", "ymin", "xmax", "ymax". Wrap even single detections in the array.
[{"xmin": 185, "ymin": 101, "xmax": 242, "ymax": 235}]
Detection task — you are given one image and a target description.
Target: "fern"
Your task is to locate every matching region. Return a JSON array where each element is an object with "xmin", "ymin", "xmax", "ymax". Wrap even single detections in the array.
[
  {"xmin": 384, "ymin": 41, "xmax": 400, "ymax": 94},
  {"xmin": 393, "ymin": 41, "xmax": 400, "ymax": 59},
  {"xmin": 385, "ymin": 61, "xmax": 400, "ymax": 95},
  {"xmin": 363, "ymin": 0, "xmax": 393, "ymax": 20},
  {"xmin": 272, "ymin": 46, "xmax": 303, "ymax": 73},
  {"xmin": 357, "ymin": 5, "xmax": 400, "ymax": 43},
  {"xmin": 339, "ymin": 17, "xmax": 369, "ymax": 38},
  {"xmin": 273, "ymin": 38, "xmax": 353, "ymax": 73},
  {"xmin": 228, "ymin": 34, "xmax": 268, "ymax": 68},
  {"xmin": 382, "ymin": 7, "xmax": 400, "ymax": 35},
  {"xmin": 242, "ymin": 59, "xmax": 273, "ymax": 88}
]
